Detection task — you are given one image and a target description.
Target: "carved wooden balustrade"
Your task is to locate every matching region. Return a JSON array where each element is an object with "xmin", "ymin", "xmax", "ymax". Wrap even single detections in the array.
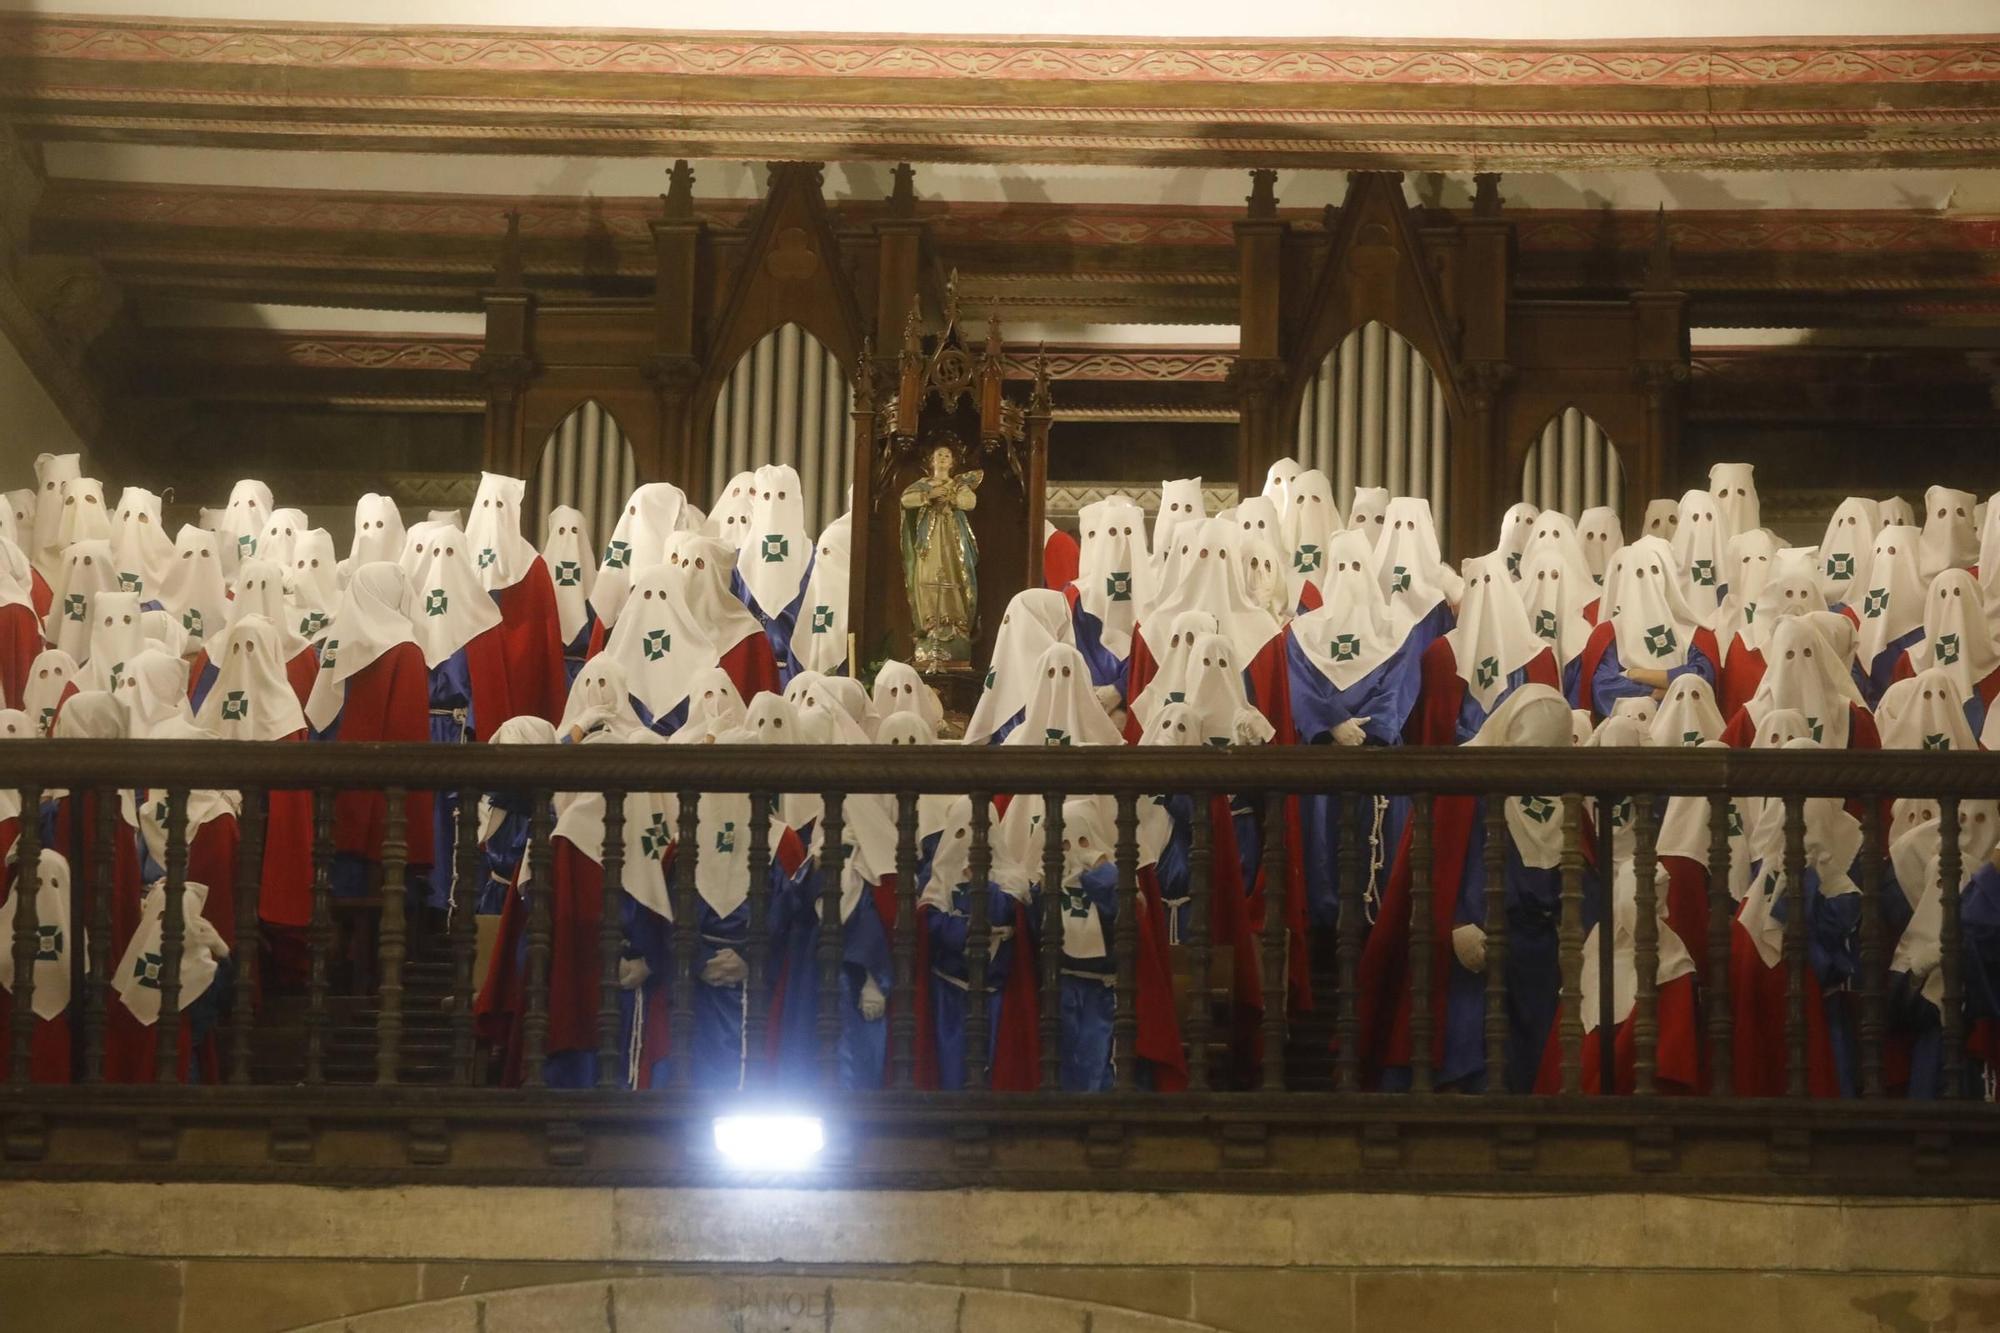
[{"xmin": 0, "ymin": 740, "xmax": 1995, "ymax": 1193}]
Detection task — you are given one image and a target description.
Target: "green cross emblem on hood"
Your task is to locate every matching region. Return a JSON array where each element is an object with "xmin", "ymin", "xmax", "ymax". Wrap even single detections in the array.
[
  {"xmin": 35, "ymin": 924, "xmax": 61, "ymax": 962},
  {"xmin": 220, "ymin": 690, "xmax": 248, "ymax": 721},
  {"xmin": 554, "ymin": 560, "xmax": 582, "ymax": 587},
  {"xmin": 1826, "ymin": 553, "xmax": 1854, "ymax": 581},
  {"xmin": 760, "ymin": 534, "xmax": 789, "ymax": 563},
  {"xmin": 1533, "ymin": 609, "xmax": 1558, "ymax": 640},
  {"xmin": 182, "ymin": 607, "xmax": 204, "ymax": 635},
  {"xmin": 1936, "ymin": 633, "xmax": 1961, "ymax": 665},
  {"xmin": 1506, "ymin": 550, "xmax": 1522, "ymax": 576},
  {"xmin": 1643, "ymin": 624, "xmax": 1678, "ymax": 657},
  {"xmin": 477, "ymin": 548, "xmax": 496, "ymax": 569},
  {"xmin": 1726, "ymin": 802, "xmax": 1744, "ymax": 837},
  {"xmin": 133, "ymin": 952, "xmax": 163, "ymax": 989},
  {"xmin": 1862, "ymin": 587, "xmax": 1888, "ymax": 619},
  {"xmin": 63, "ymin": 593, "xmax": 84, "ymax": 622},
  {"xmin": 1106, "ymin": 571, "xmax": 1132, "ymax": 602},
  {"xmin": 1923, "ymin": 732, "xmax": 1950, "ymax": 751},
  {"xmin": 298, "ymin": 610, "xmax": 328, "ymax": 638},
  {"xmin": 640, "ymin": 812, "xmax": 671, "ymax": 858},
  {"xmin": 714, "ymin": 821, "xmax": 736, "ymax": 855},
  {"xmin": 1475, "ymin": 655, "xmax": 1500, "ymax": 689},
  {"xmin": 117, "ymin": 571, "xmax": 142, "ymax": 592},
  {"xmin": 603, "ymin": 539, "xmax": 631, "ymax": 570},
  {"xmin": 1518, "ymin": 796, "xmax": 1556, "ymax": 824},
  {"xmin": 424, "ymin": 589, "xmax": 449, "ymax": 617},
  {"xmin": 642, "ymin": 629, "xmax": 671, "ymax": 661},
  {"xmin": 1043, "ymin": 728, "xmax": 1071, "ymax": 747},
  {"xmin": 1690, "ymin": 558, "xmax": 1715, "ymax": 586},
  {"xmin": 1061, "ymin": 884, "xmax": 1092, "ymax": 919},
  {"xmin": 1330, "ymin": 633, "xmax": 1361, "ymax": 661},
  {"xmin": 1293, "ymin": 545, "xmax": 1321, "ymax": 574},
  {"xmin": 1389, "ymin": 565, "xmax": 1412, "ymax": 593},
  {"xmin": 810, "ymin": 605, "xmax": 835, "ymax": 633}
]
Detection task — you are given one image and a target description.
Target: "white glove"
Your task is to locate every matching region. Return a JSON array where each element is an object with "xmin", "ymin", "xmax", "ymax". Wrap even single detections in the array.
[
  {"xmin": 565, "ymin": 704, "xmax": 618, "ymax": 740},
  {"xmin": 699, "ymin": 948, "xmax": 747, "ymax": 987},
  {"xmin": 858, "ymin": 976, "xmax": 887, "ymax": 1021},
  {"xmin": 1233, "ymin": 708, "xmax": 1275, "ymax": 747},
  {"xmin": 1332, "ymin": 717, "xmax": 1370, "ymax": 747},
  {"xmin": 1092, "ymin": 684, "xmax": 1123, "ymax": 716},
  {"xmin": 617, "ymin": 956, "xmax": 652, "ymax": 990},
  {"xmin": 1451, "ymin": 923, "xmax": 1487, "ymax": 972}
]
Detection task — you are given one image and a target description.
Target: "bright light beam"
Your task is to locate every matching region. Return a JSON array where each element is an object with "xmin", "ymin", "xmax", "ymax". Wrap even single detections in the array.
[{"xmin": 712, "ymin": 1114, "xmax": 826, "ymax": 1171}]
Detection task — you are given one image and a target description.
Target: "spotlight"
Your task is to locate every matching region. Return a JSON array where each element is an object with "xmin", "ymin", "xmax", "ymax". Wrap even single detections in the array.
[{"xmin": 712, "ymin": 1113, "xmax": 826, "ymax": 1170}]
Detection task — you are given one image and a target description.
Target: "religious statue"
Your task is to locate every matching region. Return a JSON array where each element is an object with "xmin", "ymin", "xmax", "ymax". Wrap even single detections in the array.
[{"xmin": 900, "ymin": 440, "xmax": 982, "ymax": 671}]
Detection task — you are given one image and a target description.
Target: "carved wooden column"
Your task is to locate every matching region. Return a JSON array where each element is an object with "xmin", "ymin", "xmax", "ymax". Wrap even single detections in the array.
[
  {"xmin": 1023, "ymin": 351, "xmax": 1054, "ymax": 586},
  {"xmin": 846, "ymin": 340, "xmax": 883, "ymax": 669},
  {"xmin": 1453, "ymin": 360, "xmax": 1512, "ymax": 561},
  {"xmin": 1632, "ymin": 210, "xmax": 1690, "ymax": 525},
  {"xmin": 1233, "ymin": 170, "xmax": 1288, "ymax": 497},
  {"xmin": 477, "ymin": 211, "xmax": 536, "ymax": 477},
  {"xmin": 648, "ymin": 161, "xmax": 705, "ymax": 492}
]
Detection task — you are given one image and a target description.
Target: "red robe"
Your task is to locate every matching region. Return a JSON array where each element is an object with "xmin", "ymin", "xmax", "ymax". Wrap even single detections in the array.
[
  {"xmin": 492, "ymin": 559, "xmax": 568, "ymax": 726},
  {"xmin": 458, "ymin": 624, "xmax": 516, "ymax": 743},
  {"xmin": 1354, "ymin": 796, "xmax": 1472, "ymax": 1085},
  {"xmin": 913, "ymin": 894, "xmax": 1044, "ymax": 1091},
  {"xmin": 543, "ymin": 837, "xmax": 672, "ymax": 1087},
  {"xmin": 329, "ymin": 643, "xmax": 435, "ymax": 867},
  {"xmin": 28, "ymin": 569, "xmax": 50, "ymax": 623},
  {"xmin": 1532, "ymin": 973, "xmax": 1703, "ymax": 1095},
  {"xmin": 1406, "ymin": 641, "xmax": 1560, "ymax": 748},
  {"xmin": 1242, "ymin": 634, "xmax": 1321, "ymax": 1014},
  {"xmin": 1043, "ymin": 528, "xmax": 1079, "ymax": 591},
  {"xmin": 0, "ymin": 603, "xmax": 41, "ymax": 710},
  {"xmin": 718, "ymin": 630, "xmax": 782, "ymax": 706},
  {"xmin": 1119, "ymin": 629, "xmax": 1160, "ymax": 744},
  {"xmin": 1728, "ymin": 917, "xmax": 1844, "ymax": 1097},
  {"xmin": 1717, "ymin": 637, "xmax": 1764, "ymax": 720},
  {"xmin": 1133, "ymin": 871, "xmax": 1188, "ymax": 1091}
]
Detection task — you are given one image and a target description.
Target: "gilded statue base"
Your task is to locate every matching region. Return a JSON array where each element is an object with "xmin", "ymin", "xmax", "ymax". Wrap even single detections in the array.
[{"xmin": 912, "ymin": 628, "xmax": 972, "ymax": 676}]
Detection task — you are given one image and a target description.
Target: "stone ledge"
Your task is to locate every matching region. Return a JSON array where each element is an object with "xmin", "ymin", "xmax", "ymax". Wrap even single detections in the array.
[{"xmin": 4, "ymin": 1182, "xmax": 1998, "ymax": 1278}]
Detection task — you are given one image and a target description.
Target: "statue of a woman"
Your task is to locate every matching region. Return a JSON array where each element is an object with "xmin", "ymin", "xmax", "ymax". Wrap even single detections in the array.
[{"xmin": 900, "ymin": 441, "xmax": 981, "ymax": 670}]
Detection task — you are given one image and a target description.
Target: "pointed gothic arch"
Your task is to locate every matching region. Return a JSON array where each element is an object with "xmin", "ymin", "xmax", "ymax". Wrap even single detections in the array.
[
  {"xmin": 1520, "ymin": 406, "xmax": 1626, "ymax": 520},
  {"xmin": 527, "ymin": 398, "xmax": 638, "ymax": 547},
  {"xmin": 1293, "ymin": 319, "xmax": 1451, "ymax": 529},
  {"xmin": 707, "ymin": 322, "xmax": 856, "ymax": 535}
]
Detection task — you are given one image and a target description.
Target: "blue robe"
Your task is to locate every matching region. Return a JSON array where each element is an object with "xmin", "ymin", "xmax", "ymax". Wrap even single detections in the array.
[
  {"xmin": 1590, "ymin": 637, "xmax": 1717, "ymax": 721},
  {"xmin": 926, "ymin": 880, "xmax": 1037, "ymax": 1090},
  {"xmin": 766, "ymin": 861, "xmax": 896, "ymax": 1091},
  {"xmin": 1070, "ymin": 603, "xmax": 1129, "ymax": 697},
  {"xmin": 1858, "ymin": 624, "xmax": 1923, "ymax": 706},
  {"xmin": 732, "ymin": 558, "xmax": 811, "ymax": 689},
  {"xmin": 542, "ymin": 894, "xmax": 671, "ymax": 1090},
  {"xmin": 1281, "ymin": 634, "xmax": 1421, "ymax": 929}
]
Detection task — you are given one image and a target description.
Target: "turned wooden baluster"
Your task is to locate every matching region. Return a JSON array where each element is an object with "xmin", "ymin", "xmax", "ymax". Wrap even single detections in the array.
[
  {"xmin": 520, "ymin": 789, "xmax": 555, "ymax": 1089},
  {"xmin": 963, "ymin": 794, "xmax": 993, "ymax": 1090},
  {"xmin": 595, "ymin": 789, "xmax": 627, "ymax": 1090},
  {"xmin": 743, "ymin": 791, "xmax": 773, "ymax": 1089},
  {"xmin": 1704, "ymin": 794, "xmax": 1735, "ymax": 1096},
  {"xmin": 228, "ymin": 787, "xmax": 266, "ymax": 1085},
  {"xmin": 1595, "ymin": 796, "xmax": 1616, "ymax": 1095},
  {"xmin": 1938, "ymin": 796, "xmax": 1965, "ymax": 1100},
  {"xmin": 669, "ymin": 790, "xmax": 700, "ymax": 1090},
  {"xmin": 1481, "ymin": 795, "xmax": 1509, "ymax": 1096},
  {"xmin": 85, "ymin": 787, "xmax": 113, "ymax": 1084},
  {"xmin": 1557, "ymin": 794, "xmax": 1586, "ymax": 1096},
  {"xmin": 1783, "ymin": 794, "xmax": 1809, "ymax": 1099},
  {"xmin": 152, "ymin": 788, "xmax": 190, "ymax": 1084},
  {"xmin": 1185, "ymin": 792, "xmax": 1214, "ymax": 1092},
  {"xmin": 1038, "ymin": 793, "xmax": 1066, "ymax": 1093},
  {"xmin": 304, "ymin": 788, "xmax": 335, "ymax": 1085},
  {"xmin": 815, "ymin": 793, "xmax": 850, "ymax": 1090},
  {"xmin": 1112, "ymin": 792, "xmax": 1140, "ymax": 1092},
  {"xmin": 1858, "ymin": 800, "xmax": 1887, "ymax": 1099},
  {"xmin": 374, "ymin": 788, "xmax": 408, "ymax": 1085},
  {"xmin": 1631, "ymin": 794, "xmax": 1659, "ymax": 1097},
  {"xmin": 7, "ymin": 785, "xmax": 40, "ymax": 1086},
  {"xmin": 890, "ymin": 792, "xmax": 919, "ymax": 1091},
  {"xmin": 450, "ymin": 788, "xmax": 481, "ymax": 1086},
  {"xmin": 1334, "ymin": 793, "xmax": 1364, "ymax": 1094},
  {"xmin": 1258, "ymin": 789, "xmax": 1288, "ymax": 1091},
  {"xmin": 1406, "ymin": 791, "xmax": 1434, "ymax": 1094}
]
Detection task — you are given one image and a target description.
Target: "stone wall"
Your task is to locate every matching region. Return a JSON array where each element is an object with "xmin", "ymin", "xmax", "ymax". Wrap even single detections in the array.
[{"xmin": 2, "ymin": 1182, "xmax": 1996, "ymax": 1332}]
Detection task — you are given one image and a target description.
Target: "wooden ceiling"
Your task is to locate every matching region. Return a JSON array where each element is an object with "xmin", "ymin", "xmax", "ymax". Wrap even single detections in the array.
[{"xmin": 2, "ymin": 10, "xmax": 1998, "ymax": 450}]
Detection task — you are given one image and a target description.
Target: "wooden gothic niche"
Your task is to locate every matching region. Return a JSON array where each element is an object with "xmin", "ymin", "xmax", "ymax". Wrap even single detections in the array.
[
  {"xmin": 848, "ymin": 276, "xmax": 1053, "ymax": 700},
  {"xmin": 1234, "ymin": 171, "xmax": 1688, "ymax": 558},
  {"xmin": 479, "ymin": 159, "xmax": 918, "ymax": 512}
]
